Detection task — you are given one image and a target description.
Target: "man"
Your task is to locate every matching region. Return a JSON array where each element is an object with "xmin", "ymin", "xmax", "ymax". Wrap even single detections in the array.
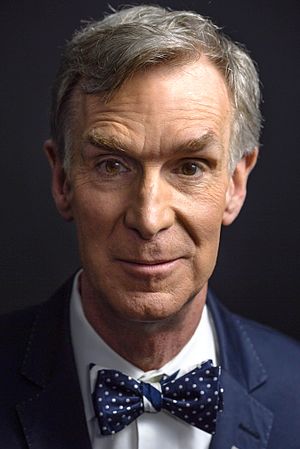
[{"xmin": 1, "ymin": 5, "xmax": 299, "ymax": 449}]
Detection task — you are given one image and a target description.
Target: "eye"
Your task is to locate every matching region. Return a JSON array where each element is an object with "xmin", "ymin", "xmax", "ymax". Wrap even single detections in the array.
[
  {"xmin": 96, "ymin": 158, "xmax": 129, "ymax": 176},
  {"xmin": 177, "ymin": 161, "xmax": 204, "ymax": 177}
]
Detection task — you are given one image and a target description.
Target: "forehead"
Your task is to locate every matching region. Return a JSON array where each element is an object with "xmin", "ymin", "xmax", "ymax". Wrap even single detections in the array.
[{"xmin": 73, "ymin": 57, "xmax": 233, "ymax": 156}]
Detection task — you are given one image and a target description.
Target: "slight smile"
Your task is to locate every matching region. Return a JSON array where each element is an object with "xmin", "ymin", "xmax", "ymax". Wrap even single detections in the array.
[{"xmin": 115, "ymin": 258, "xmax": 182, "ymax": 277}]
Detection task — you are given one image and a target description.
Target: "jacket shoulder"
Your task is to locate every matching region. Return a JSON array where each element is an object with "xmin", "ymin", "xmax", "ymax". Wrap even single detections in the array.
[
  {"xmin": 208, "ymin": 290, "xmax": 300, "ymax": 402},
  {"xmin": 207, "ymin": 290, "xmax": 300, "ymax": 371},
  {"xmin": 0, "ymin": 303, "xmax": 41, "ymax": 363},
  {"xmin": 236, "ymin": 313, "xmax": 300, "ymax": 369},
  {"xmin": 0, "ymin": 276, "xmax": 73, "ymax": 395}
]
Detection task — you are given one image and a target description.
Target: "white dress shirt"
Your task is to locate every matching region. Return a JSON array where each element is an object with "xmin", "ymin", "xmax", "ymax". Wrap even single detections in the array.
[{"xmin": 70, "ymin": 271, "xmax": 219, "ymax": 449}]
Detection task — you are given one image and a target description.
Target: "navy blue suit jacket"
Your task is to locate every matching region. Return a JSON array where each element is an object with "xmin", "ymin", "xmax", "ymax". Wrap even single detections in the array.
[{"xmin": 1, "ymin": 277, "xmax": 300, "ymax": 449}]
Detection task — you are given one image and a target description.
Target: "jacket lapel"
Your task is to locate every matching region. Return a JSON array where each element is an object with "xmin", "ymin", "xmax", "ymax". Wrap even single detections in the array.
[
  {"xmin": 209, "ymin": 370, "xmax": 273, "ymax": 449},
  {"xmin": 16, "ymin": 278, "xmax": 92, "ymax": 449},
  {"xmin": 15, "ymin": 279, "xmax": 274, "ymax": 449},
  {"xmin": 207, "ymin": 291, "xmax": 273, "ymax": 449}
]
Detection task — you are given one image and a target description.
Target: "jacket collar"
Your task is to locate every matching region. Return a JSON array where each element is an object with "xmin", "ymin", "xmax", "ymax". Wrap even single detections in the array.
[
  {"xmin": 17, "ymin": 277, "xmax": 92, "ymax": 449},
  {"xmin": 207, "ymin": 290, "xmax": 273, "ymax": 449},
  {"xmin": 207, "ymin": 290, "xmax": 268, "ymax": 392}
]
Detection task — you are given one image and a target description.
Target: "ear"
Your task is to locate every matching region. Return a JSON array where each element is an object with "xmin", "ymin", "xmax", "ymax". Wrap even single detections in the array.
[
  {"xmin": 44, "ymin": 139, "xmax": 74, "ymax": 221},
  {"xmin": 222, "ymin": 148, "xmax": 258, "ymax": 226}
]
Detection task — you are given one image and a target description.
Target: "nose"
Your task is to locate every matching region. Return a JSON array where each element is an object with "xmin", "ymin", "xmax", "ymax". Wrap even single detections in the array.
[{"xmin": 124, "ymin": 170, "xmax": 175, "ymax": 240}]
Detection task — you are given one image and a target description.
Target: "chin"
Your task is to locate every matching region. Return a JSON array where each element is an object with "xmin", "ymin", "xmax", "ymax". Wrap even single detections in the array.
[{"xmin": 110, "ymin": 290, "xmax": 199, "ymax": 323}]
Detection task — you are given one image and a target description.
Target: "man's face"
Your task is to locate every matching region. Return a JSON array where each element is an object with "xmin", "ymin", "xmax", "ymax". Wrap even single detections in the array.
[{"xmin": 50, "ymin": 58, "xmax": 246, "ymax": 322}]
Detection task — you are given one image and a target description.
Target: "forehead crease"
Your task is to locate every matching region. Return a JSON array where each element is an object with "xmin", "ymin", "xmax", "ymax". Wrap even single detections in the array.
[{"xmin": 75, "ymin": 60, "xmax": 233, "ymax": 159}]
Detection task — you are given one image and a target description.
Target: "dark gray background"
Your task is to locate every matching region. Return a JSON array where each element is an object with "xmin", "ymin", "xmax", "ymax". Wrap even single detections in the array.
[{"xmin": 1, "ymin": 0, "xmax": 299, "ymax": 340}]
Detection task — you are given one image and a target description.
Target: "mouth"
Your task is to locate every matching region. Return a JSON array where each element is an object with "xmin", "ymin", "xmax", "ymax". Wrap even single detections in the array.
[{"xmin": 115, "ymin": 258, "xmax": 182, "ymax": 277}]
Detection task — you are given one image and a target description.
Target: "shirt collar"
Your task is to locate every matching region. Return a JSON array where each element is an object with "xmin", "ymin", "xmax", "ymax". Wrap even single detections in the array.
[{"xmin": 70, "ymin": 270, "xmax": 218, "ymax": 422}]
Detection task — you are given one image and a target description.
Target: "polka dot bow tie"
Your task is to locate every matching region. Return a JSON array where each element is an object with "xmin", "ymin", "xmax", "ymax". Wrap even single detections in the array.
[{"xmin": 92, "ymin": 360, "xmax": 224, "ymax": 436}]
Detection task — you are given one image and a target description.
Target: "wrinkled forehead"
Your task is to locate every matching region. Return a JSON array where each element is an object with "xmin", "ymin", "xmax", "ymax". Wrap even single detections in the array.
[{"xmin": 67, "ymin": 59, "xmax": 233, "ymax": 158}]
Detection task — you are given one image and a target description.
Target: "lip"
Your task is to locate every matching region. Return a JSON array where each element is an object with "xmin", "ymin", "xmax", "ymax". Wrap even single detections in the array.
[{"xmin": 115, "ymin": 258, "xmax": 181, "ymax": 277}]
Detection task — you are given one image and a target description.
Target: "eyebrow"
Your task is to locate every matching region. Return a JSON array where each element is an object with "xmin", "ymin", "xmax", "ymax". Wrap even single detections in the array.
[
  {"xmin": 83, "ymin": 132, "xmax": 128, "ymax": 154},
  {"xmin": 83, "ymin": 129, "xmax": 223, "ymax": 156},
  {"xmin": 172, "ymin": 131, "xmax": 223, "ymax": 154}
]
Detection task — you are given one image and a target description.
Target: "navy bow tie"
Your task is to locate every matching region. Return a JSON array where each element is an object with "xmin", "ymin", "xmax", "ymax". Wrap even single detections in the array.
[{"xmin": 92, "ymin": 360, "xmax": 224, "ymax": 436}]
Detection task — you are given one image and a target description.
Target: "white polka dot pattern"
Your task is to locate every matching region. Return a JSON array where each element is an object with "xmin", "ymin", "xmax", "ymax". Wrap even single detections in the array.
[{"xmin": 92, "ymin": 360, "xmax": 223, "ymax": 436}]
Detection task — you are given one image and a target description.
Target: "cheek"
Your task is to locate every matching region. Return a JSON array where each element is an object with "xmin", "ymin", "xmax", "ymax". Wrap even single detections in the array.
[
  {"xmin": 187, "ymin": 184, "xmax": 228, "ymax": 271},
  {"xmin": 186, "ymin": 182, "xmax": 228, "ymax": 241},
  {"xmin": 70, "ymin": 190, "xmax": 125, "ymax": 265},
  {"xmin": 71, "ymin": 188, "xmax": 124, "ymax": 237}
]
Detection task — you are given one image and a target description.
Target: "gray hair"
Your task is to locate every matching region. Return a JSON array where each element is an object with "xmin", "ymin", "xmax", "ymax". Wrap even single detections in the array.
[{"xmin": 50, "ymin": 4, "xmax": 262, "ymax": 170}]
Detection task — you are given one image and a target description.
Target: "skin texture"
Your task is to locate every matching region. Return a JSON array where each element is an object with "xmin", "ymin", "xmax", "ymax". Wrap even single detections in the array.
[{"xmin": 45, "ymin": 57, "xmax": 257, "ymax": 370}]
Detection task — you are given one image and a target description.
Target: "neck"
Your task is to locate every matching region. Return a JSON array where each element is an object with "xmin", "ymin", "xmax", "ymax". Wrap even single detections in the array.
[{"xmin": 80, "ymin": 273, "xmax": 207, "ymax": 371}]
